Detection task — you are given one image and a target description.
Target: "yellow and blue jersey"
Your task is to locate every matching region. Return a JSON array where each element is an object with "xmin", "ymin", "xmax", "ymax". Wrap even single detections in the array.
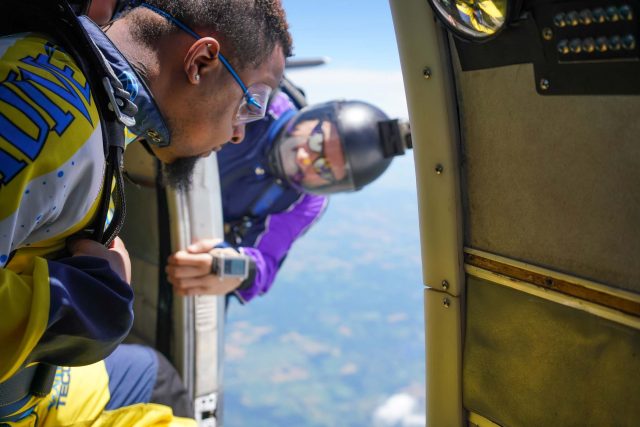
[
  {"xmin": 0, "ymin": 19, "xmax": 192, "ymax": 426},
  {"xmin": 0, "ymin": 31, "xmax": 133, "ymax": 383}
]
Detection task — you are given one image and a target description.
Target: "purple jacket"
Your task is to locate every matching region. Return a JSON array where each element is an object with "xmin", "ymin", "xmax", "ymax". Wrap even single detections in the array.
[{"xmin": 217, "ymin": 92, "xmax": 328, "ymax": 302}]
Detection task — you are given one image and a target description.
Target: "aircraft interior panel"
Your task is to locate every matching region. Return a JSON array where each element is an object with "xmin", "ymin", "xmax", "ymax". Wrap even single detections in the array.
[
  {"xmin": 121, "ymin": 143, "xmax": 162, "ymax": 347},
  {"xmin": 128, "ymin": 258, "xmax": 160, "ymax": 346},
  {"xmin": 453, "ymin": 55, "xmax": 640, "ymax": 293},
  {"xmin": 390, "ymin": 0, "xmax": 640, "ymax": 425},
  {"xmin": 463, "ymin": 275, "xmax": 640, "ymax": 427}
]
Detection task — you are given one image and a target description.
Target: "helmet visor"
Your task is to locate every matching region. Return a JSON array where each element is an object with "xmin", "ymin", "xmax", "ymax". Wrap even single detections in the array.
[{"xmin": 275, "ymin": 105, "xmax": 355, "ymax": 194}]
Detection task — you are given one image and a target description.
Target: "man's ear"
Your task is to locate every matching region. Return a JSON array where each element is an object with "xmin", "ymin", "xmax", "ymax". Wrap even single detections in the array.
[{"xmin": 184, "ymin": 37, "xmax": 221, "ymax": 84}]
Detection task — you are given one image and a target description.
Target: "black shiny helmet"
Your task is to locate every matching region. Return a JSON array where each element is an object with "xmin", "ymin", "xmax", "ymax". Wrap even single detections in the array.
[{"xmin": 270, "ymin": 100, "xmax": 411, "ymax": 195}]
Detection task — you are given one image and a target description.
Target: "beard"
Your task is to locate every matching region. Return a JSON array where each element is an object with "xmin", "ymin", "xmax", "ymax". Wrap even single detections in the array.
[
  {"xmin": 162, "ymin": 155, "xmax": 200, "ymax": 192},
  {"xmin": 158, "ymin": 114, "xmax": 201, "ymax": 191}
]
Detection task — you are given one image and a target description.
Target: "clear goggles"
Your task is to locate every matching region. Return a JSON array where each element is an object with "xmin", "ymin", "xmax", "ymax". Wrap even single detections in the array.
[{"xmin": 235, "ymin": 82, "xmax": 272, "ymax": 124}]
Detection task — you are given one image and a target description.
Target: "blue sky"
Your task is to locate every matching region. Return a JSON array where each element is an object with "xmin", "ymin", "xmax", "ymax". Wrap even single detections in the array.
[
  {"xmin": 281, "ymin": 0, "xmax": 409, "ymax": 120},
  {"xmin": 282, "ymin": 0, "xmax": 402, "ymax": 70},
  {"xmin": 224, "ymin": 3, "xmax": 424, "ymax": 426}
]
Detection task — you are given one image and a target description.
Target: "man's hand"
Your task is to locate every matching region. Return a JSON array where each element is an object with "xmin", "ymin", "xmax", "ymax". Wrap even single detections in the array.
[
  {"xmin": 166, "ymin": 239, "xmax": 244, "ymax": 296},
  {"xmin": 67, "ymin": 237, "xmax": 132, "ymax": 284}
]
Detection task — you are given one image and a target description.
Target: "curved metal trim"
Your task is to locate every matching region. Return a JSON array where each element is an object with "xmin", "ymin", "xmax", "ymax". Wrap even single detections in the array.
[{"xmin": 390, "ymin": 0, "xmax": 465, "ymax": 425}]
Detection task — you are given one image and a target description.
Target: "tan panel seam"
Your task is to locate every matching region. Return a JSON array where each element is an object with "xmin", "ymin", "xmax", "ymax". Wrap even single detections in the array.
[{"xmin": 465, "ymin": 251, "xmax": 640, "ymax": 317}]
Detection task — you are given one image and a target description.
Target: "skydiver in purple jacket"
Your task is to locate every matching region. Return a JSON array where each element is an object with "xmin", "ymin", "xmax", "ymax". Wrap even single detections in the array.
[{"xmin": 166, "ymin": 90, "xmax": 411, "ymax": 303}]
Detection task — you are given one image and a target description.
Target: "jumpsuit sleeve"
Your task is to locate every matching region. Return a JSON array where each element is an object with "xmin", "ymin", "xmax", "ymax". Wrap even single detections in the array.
[
  {"xmin": 234, "ymin": 193, "xmax": 328, "ymax": 303},
  {"xmin": 0, "ymin": 256, "xmax": 133, "ymax": 382}
]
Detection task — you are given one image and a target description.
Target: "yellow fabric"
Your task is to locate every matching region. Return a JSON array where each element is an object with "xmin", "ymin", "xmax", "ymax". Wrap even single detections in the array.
[
  {"xmin": 0, "ymin": 258, "xmax": 49, "ymax": 382},
  {"xmin": 124, "ymin": 127, "xmax": 138, "ymax": 145},
  {"xmin": 463, "ymin": 276, "xmax": 640, "ymax": 426},
  {"xmin": 82, "ymin": 404, "xmax": 197, "ymax": 427},
  {"xmin": 38, "ymin": 363, "xmax": 110, "ymax": 426},
  {"xmin": 5, "ymin": 363, "xmax": 196, "ymax": 427},
  {"xmin": 477, "ymin": 0, "xmax": 504, "ymax": 18},
  {"xmin": 0, "ymin": 186, "xmax": 103, "ymax": 382}
]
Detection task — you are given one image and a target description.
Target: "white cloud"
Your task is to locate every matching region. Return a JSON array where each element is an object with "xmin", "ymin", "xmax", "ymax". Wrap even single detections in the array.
[
  {"xmin": 387, "ymin": 312, "xmax": 408, "ymax": 324},
  {"xmin": 269, "ymin": 366, "xmax": 310, "ymax": 383},
  {"xmin": 226, "ymin": 324, "xmax": 273, "ymax": 347},
  {"xmin": 401, "ymin": 414, "xmax": 427, "ymax": 427},
  {"xmin": 372, "ymin": 393, "xmax": 426, "ymax": 427},
  {"xmin": 225, "ymin": 325, "xmax": 274, "ymax": 361},
  {"xmin": 286, "ymin": 68, "xmax": 409, "ymax": 119},
  {"xmin": 340, "ymin": 362, "xmax": 358, "ymax": 375},
  {"xmin": 224, "ymin": 343, "xmax": 246, "ymax": 361},
  {"xmin": 280, "ymin": 331, "xmax": 338, "ymax": 356},
  {"xmin": 337, "ymin": 325, "xmax": 352, "ymax": 337}
]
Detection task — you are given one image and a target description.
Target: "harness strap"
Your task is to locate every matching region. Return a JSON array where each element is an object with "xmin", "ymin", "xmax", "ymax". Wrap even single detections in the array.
[
  {"xmin": 65, "ymin": 13, "xmax": 135, "ymax": 246},
  {"xmin": 0, "ymin": 364, "xmax": 56, "ymax": 408},
  {"xmin": 224, "ymin": 180, "xmax": 286, "ymax": 243},
  {"xmin": 0, "ymin": 366, "xmax": 36, "ymax": 408},
  {"xmin": 222, "ymin": 108, "xmax": 298, "ymax": 243},
  {"xmin": 249, "ymin": 182, "xmax": 286, "ymax": 218}
]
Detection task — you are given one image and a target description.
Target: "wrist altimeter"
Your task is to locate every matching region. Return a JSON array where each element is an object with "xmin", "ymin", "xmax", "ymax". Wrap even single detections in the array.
[{"xmin": 210, "ymin": 252, "xmax": 250, "ymax": 280}]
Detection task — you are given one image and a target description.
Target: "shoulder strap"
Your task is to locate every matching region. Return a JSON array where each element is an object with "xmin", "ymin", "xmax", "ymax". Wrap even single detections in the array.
[
  {"xmin": 249, "ymin": 181, "xmax": 286, "ymax": 218},
  {"xmin": 60, "ymin": 7, "xmax": 136, "ymax": 246}
]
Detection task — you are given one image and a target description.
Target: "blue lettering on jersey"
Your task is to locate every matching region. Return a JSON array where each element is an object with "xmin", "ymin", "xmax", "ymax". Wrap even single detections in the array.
[
  {"xmin": 0, "ymin": 149, "xmax": 27, "ymax": 184},
  {"xmin": 22, "ymin": 52, "xmax": 92, "ymax": 117},
  {"xmin": 0, "ymin": 73, "xmax": 50, "ymax": 184},
  {"xmin": 48, "ymin": 366, "xmax": 71, "ymax": 410},
  {"xmin": 9, "ymin": 70, "xmax": 75, "ymax": 135},
  {"xmin": 0, "ymin": 45, "xmax": 93, "ymax": 186}
]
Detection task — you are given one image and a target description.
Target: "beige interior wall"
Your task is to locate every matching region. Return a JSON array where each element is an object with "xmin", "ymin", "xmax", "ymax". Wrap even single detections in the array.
[
  {"xmin": 463, "ymin": 276, "xmax": 640, "ymax": 427},
  {"xmin": 453, "ymin": 53, "xmax": 640, "ymax": 292},
  {"xmin": 121, "ymin": 143, "xmax": 161, "ymax": 347}
]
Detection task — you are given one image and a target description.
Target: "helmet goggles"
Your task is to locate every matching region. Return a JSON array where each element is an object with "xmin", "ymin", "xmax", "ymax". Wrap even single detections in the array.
[{"xmin": 273, "ymin": 102, "xmax": 356, "ymax": 194}]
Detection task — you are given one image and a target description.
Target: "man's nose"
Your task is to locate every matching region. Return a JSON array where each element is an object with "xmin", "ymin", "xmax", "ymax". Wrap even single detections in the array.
[{"xmin": 230, "ymin": 124, "xmax": 246, "ymax": 144}]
